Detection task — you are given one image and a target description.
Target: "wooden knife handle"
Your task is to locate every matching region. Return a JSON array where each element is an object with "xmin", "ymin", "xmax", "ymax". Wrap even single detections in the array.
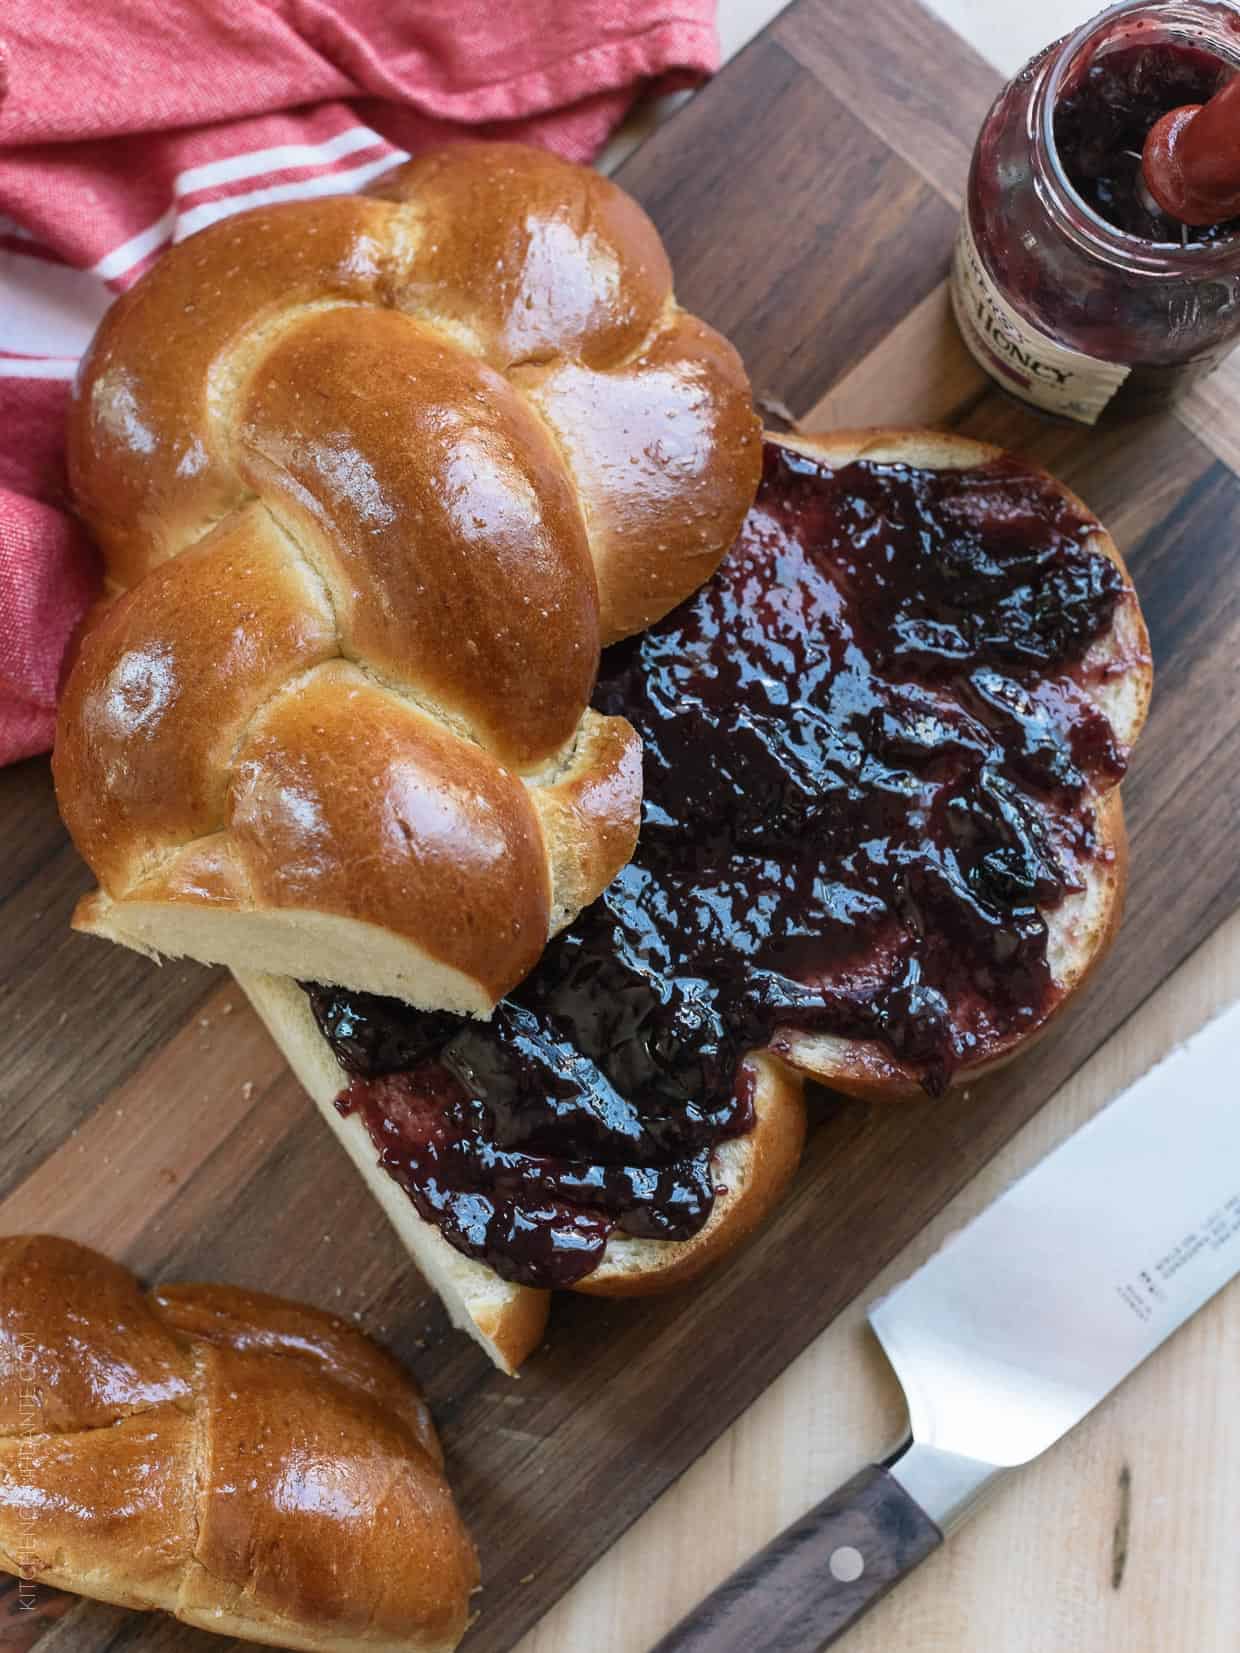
[{"xmin": 648, "ymin": 1464, "xmax": 942, "ymax": 1653}]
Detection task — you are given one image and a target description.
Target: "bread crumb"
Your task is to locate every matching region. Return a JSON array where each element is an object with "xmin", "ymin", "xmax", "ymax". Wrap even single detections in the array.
[
  {"xmin": 241, "ymin": 1081, "xmax": 255, "ymax": 1101},
  {"xmin": 221, "ymin": 1001, "xmax": 234, "ymax": 1015},
  {"xmin": 519, "ymin": 1573, "xmax": 536, "ymax": 1586}
]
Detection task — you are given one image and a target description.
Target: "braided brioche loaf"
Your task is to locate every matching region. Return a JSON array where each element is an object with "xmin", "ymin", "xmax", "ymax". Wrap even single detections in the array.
[
  {"xmin": 55, "ymin": 144, "xmax": 761, "ymax": 1014},
  {"xmin": 230, "ymin": 428, "xmax": 1146, "ymax": 1374},
  {"xmin": 0, "ymin": 1236, "xmax": 477, "ymax": 1652}
]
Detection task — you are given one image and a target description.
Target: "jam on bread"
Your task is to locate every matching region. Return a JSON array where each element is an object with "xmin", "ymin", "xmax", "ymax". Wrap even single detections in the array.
[{"xmin": 308, "ymin": 438, "xmax": 1142, "ymax": 1291}]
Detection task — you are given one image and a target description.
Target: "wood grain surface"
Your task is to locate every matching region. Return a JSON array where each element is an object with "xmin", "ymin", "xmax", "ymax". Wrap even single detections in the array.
[{"xmin": 3, "ymin": 1, "xmax": 1238, "ymax": 1650}]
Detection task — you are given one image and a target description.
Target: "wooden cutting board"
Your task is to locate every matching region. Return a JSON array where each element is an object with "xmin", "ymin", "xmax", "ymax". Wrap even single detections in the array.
[{"xmin": 3, "ymin": 0, "xmax": 1239, "ymax": 1648}]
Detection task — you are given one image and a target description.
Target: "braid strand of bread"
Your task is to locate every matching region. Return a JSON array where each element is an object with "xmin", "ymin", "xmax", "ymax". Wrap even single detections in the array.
[{"xmin": 0, "ymin": 1235, "xmax": 478, "ymax": 1652}]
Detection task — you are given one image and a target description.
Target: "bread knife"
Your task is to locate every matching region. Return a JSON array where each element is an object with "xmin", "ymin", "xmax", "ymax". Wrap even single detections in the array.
[{"xmin": 650, "ymin": 999, "xmax": 1240, "ymax": 1652}]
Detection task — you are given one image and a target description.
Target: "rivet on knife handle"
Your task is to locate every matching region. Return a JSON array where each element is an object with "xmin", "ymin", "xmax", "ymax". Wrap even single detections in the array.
[{"xmin": 647, "ymin": 1464, "xmax": 941, "ymax": 1653}]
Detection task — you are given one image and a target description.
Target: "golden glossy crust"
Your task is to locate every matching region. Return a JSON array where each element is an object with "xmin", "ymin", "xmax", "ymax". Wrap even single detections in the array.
[
  {"xmin": 226, "ymin": 664, "xmax": 552, "ymax": 1002},
  {"xmin": 66, "ymin": 195, "xmax": 400, "ymax": 583},
  {"xmin": 0, "ymin": 1236, "xmax": 477, "ymax": 1652},
  {"xmin": 150, "ymin": 1281, "xmax": 443, "ymax": 1466},
  {"xmin": 468, "ymin": 1290, "xmax": 554, "ymax": 1378},
  {"xmin": 0, "ymin": 1236, "xmax": 190, "ymax": 1435},
  {"xmin": 531, "ymin": 710, "xmax": 643, "ymax": 932},
  {"xmin": 520, "ymin": 309, "xmax": 762, "ymax": 642},
  {"xmin": 55, "ymin": 142, "xmax": 762, "ymax": 1013},
  {"xmin": 368, "ymin": 144, "xmax": 674, "ymax": 375},
  {"xmin": 55, "ymin": 507, "xmax": 339, "ymax": 892},
  {"xmin": 235, "ymin": 306, "xmax": 599, "ymax": 768},
  {"xmin": 766, "ymin": 429, "xmax": 1151, "ymax": 1100}
]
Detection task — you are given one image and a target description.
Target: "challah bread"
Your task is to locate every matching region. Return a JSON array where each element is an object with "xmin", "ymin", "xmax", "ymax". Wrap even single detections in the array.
[
  {"xmin": 55, "ymin": 143, "xmax": 761, "ymax": 1015},
  {"xmin": 233, "ymin": 428, "xmax": 1149, "ymax": 1372},
  {"xmin": 0, "ymin": 1235, "xmax": 477, "ymax": 1652},
  {"xmin": 764, "ymin": 430, "xmax": 1151, "ymax": 1100},
  {"xmin": 235, "ymin": 969, "xmax": 805, "ymax": 1373}
]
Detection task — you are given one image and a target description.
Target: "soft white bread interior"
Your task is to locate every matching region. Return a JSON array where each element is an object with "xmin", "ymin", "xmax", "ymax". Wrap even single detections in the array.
[
  {"xmin": 55, "ymin": 143, "xmax": 761, "ymax": 1018},
  {"xmin": 234, "ymin": 970, "xmax": 551, "ymax": 1378},
  {"xmin": 235, "ymin": 972, "xmax": 805, "ymax": 1367},
  {"xmin": 768, "ymin": 429, "xmax": 1152, "ymax": 1100}
]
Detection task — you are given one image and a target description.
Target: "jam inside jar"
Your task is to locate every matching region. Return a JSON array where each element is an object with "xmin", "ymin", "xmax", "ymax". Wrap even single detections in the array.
[
  {"xmin": 1054, "ymin": 40, "xmax": 1239, "ymax": 241},
  {"xmin": 954, "ymin": 0, "xmax": 1240, "ymax": 422},
  {"xmin": 308, "ymin": 442, "xmax": 1133, "ymax": 1290}
]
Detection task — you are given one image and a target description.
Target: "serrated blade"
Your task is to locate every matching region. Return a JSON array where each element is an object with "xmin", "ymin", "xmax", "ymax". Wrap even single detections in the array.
[{"xmin": 872, "ymin": 1001, "xmax": 1240, "ymax": 1527}]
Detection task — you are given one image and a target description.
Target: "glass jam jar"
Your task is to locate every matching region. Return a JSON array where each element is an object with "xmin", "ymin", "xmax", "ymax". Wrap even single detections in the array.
[{"xmin": 951, "ymin": 0, "xmax": 1240, "ymax": 424}]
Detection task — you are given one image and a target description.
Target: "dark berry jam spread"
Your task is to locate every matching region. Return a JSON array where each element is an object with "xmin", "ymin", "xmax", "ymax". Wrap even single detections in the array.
[
  {"xmin": 1055, "ymin": 43, "xmax": 1240, "ymax": 242},
  {"xmin": 311, "ymin": 441, "xmax": 1129, "ymax": 1289}
]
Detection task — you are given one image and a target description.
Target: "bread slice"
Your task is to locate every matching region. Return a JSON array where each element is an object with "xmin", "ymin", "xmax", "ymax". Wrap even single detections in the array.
[
  {"xmin": 767, "ymin": 429, "xmax": 1151, "ymax": 1100},
  {"xmin": 235, "ymin": 972, "xmax": 805, "ymax": 1372},
  {"xmin": 576, "ymin": 1052, "xmax": 806, "ymax": 1298},
  {"xmin": 234, "ymin": 971, "xmax": 549, "ymax": 1376}
]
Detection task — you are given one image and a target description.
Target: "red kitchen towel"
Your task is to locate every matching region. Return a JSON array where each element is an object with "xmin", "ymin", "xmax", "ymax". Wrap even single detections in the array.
[{"xmin": 0, "ymin": 1, "xmax": 718, "ymax": 766}]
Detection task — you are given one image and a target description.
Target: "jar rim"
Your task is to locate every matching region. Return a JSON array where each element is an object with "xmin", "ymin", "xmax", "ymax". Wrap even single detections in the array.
[{"xmin": 1035, "ymin": 0, "xmax": 1240, "ymax": 277}]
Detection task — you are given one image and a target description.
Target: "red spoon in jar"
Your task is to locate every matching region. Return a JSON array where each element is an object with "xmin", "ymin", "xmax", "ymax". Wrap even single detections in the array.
[{"xmin": 1142, "ymin": 73, "xmax": 1240, "ymax": 225}]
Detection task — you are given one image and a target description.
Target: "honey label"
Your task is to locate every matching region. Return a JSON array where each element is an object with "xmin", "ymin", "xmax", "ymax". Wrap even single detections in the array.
[{"xmin": 950, "ymin": 217, "xmax": 1130, "ymax": 425}]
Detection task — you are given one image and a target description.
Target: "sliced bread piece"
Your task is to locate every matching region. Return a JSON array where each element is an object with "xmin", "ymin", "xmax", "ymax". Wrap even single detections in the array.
[
  {"xmin": 767, "ymin": 429, "xmax": 1151, "ymax": 1099},
  {"xmin": 235, "ymin": 973, "xmax": 805, "ymax": 1367}
]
